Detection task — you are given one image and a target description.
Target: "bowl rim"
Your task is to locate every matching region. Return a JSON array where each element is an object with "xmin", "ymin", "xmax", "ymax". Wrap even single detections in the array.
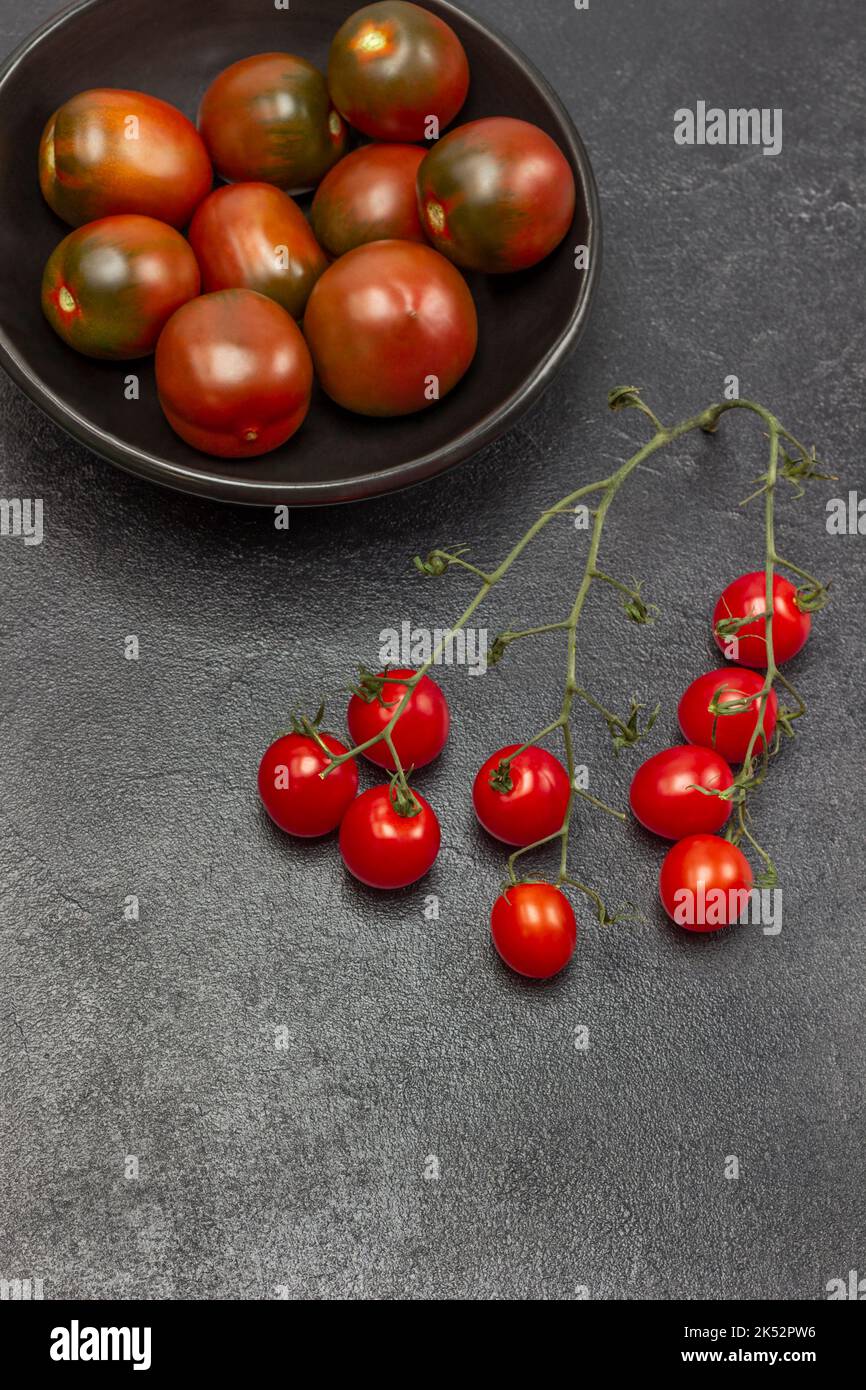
[{"xmin": 0, "ymin": 0, "xmax": 602, "ymax": 507}]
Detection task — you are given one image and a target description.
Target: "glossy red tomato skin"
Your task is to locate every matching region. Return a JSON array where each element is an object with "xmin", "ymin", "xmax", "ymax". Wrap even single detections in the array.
[
  {"xmin": 39, "ymin": 88, "xmax": 213, "ymax": 229},
  {"xmin": 198, "ymin": 53, "xmax": 347, "ymax": 190},
  {"xmin": 417, "ymin": 117, "xmax": 576, "ymax": 273},
  {"xmin": 188, "ymin": 183, "xmax": 327, "ymax": 319},
  {"xmin": 629, "ymin": 745, "xmax": 734, "ymax": 840},
  {"xmin": 155, "ymin": 290, "xmax": 313, "ymax": 458},
  {"xmin": 346, "ymin": 669, "xmax": 449, "ymax": 770},
  {"xmin": 328, "ymin": 1, "xmax": 469, "ymax": 142},
  {"xmin": 713, "ymin": 571, "xmax": 811, "ymax": 667},
  {"xmin": 304, "ymin": 240, "xmax": 477, "ymax": 416},
  {"xmin": 339, "ymin": 785, "xmax": 441, "ymax": 888},
  {"xmin": 659, "ymin": 834, "xmax": 754, "ymax": 931},
  {"xmin": 473, "ymin": 744, "xmax": 571, "ymax": 847},
  {"xmin": 311, "ymin": 144, "xmax": 427, "ymax": 256},
  {"xmin": 258, "ymin": 733, "xmax": 358, "ymax": 837},
  {"xmin": 491, "ymin": 883, "xmax": 576, "ymax": 980},
  {"xmin": 678, "ymin": 668, "xmax": 779, "ymax": 764},
  {"xmin": 41, "ymin": 215, "xmax": 200, "ymax": 360}
]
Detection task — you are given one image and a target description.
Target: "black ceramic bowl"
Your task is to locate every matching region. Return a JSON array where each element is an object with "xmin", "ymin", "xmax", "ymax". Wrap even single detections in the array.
[{"xmin": 0, "ymin": 0, "xmax": 600, "ymax": 506}]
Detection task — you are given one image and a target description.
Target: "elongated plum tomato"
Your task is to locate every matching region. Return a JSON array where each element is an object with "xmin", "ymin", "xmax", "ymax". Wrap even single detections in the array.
[
  {"xmin": 473, "ymin": 744, "xmax": 571, "ymax": 847},
  {"xmin": 678, "ymin": 668, "xmax": 778, "ymax": 764},
  {"xmin": 39, "ymin": 89, "xmax": 212, "ymax": 230},
  {"xmin": 339, "ymin": 785, "xmax": 441, "ymax": 889},
  {"xmin": 659, "ymin": 834, "xmax": 754, "ymax": 931},
  {"xmin": 491, "ymin": 883, "xmax": 576, "ymax": 980},
  {"xmin": 198, "ymin": 53, "xmax": 347, "ymax": 190},
  {"xmin": 304, "ymin": 240, "xmax": 477, "ymax": 416},
  {"xmin": 155, "ymin": 290, "xmax": 313, "ymax": 458},
  {"xmin": 328, "ymin": 1, "xmax": 469, "ymax": 142},
  {"xmin": 258, "ymin": 733, "xmax": 358, "ymax": 837},
  {"xmin": 189, "ymin": 183, "xmax": 326, "ymax": 319},
  {"xmin": 311, "ymin": 144, "xmax": 427, "ymax": 257},
  {"xmin": 629, "ymin": 744, "xmax": 734, "ymax": 840},
  {"xmin": 42, "ymin": 215, "xmax": 200, "ymax": 360},
  {"xmin": 346, "ymin": 669, "xmax": 449, "ymax": 771},
  {"xmin": 418, "ymin": 117, "xmax": 576, "ymax": 273},
  {"xmin": 713, "ymin": 571, "xmax": 811, "ymax": 667}
]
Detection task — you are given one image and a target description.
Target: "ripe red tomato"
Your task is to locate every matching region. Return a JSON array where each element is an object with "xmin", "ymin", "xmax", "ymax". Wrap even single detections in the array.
[
  {"xmin": 473, "ymin": 744, "xmax": 570, "ymax": 847},
  {"xmin": 629, "ymin": 745, "xmax": 734, "ymax": 840},
  {"xmin": 155, "ymin": 290, "xmax": 313, "ymax": 458},
  {"xmin": 346, "ymin": 669, "xmax": 449, "ymax": 770},
  {"xmin": 304, "ymin": 240, "xmax": 477, "ymax": 416},
  {"xmin": 713, "ymin": 571, "xmax": 811, "ymax": 667},
  {"xmin": 659, "ymin": 834, "xmax": 754, "ymax": 931},
  {"xmin": 490, "ymin": 882, "xmax": 576, "ymax": 979},
  {"xmin": 678, "ymin": 668, "xmax": 778, "ymax": 764},
  {"xmin": 417, "ymin": 117, "xmax": 576, "ymax": 273},
  {"xmin": 311, "ymin": 144, "xmax": 427, "ymax": 257},
  {"xmin": 258, "ymin": 732, "xmax": 358, "ymax": 837},
  {"xmin": 42, "ymin": 215, "xmax": 200, "ymax": 360},
  {"xmin": 198, "ymin": 53, "xmax": 347, "ymax": 190},
  {"xmin": 339, "ymin": 785, "xmax": 440, "ymax": 888},
  {"xmin": 188, "ymin": 183, "xmax": 327, "ymax": 319},
  {"xmin": 39, "ymin": 88, "xmax": 212, "ymax": 229},
  {"xmin": 328, "ymin": 1, "xmax": 469, "ymax": 142}
]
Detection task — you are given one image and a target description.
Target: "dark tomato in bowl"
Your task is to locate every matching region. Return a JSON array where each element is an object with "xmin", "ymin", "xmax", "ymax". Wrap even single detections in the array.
[
  {"xmin": 189, "ymin": 183, "xmax": 327, "ymax": 319},
  {"xmin": 41, "ymin": 215, "xmax": 200, "ymax": 360},
  {"xmin": 311, "ymin": 143, "xmax": 426, "ymax": 257},
  {"xmin": 39, "ymin": 88, "xmax": 212, "ymax": 230},
  {"xmin": 328, "ymin": 1, "xmax": 469, "ymax": 142},
  {"xmin": 155, "ymin": 290, "xmax": 313, "ymax": 458},
  {"xmin": 303, "ymin": 239, "xmax": 477, "ymax": 416},
  {"xmin": 417, "ymin": 116, "xmax": 576, "ymax": 273}
]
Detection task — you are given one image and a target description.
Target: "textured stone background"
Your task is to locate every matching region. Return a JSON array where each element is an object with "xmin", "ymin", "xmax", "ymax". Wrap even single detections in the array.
[{"xmin": 1, "ymin": 0, "xmax": 863, "ymax": 1300}]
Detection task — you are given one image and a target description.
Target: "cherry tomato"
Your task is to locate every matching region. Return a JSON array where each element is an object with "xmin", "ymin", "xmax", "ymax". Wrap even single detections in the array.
[
  {"xmin": 659, "ymin": 834, "xmax": 754, "ymax": 931},
  {"xmin": 346, "ymin": 669, "xmax": 449, "ymax": 771},
  {"xmin": 42, "ymin": 215, "xmax": 200, "ymax": 360},
  {"xmin": 39, "ymin": 88, "xmax": 212, "ymax": 230},
  {"xmin": 713, "ymin": 571, "xmax": 811, "ymax": 667},
  {"xmin": 311, "ymin": 144, "xmax": 427, "ymax": 257},
  {"xmin": 304, "ymin": 240, "xmax": 477, "ymax": 416},
  {"xmin": 629, "ymin": 745, "xmax": 734, "ymax": 840},
  {"xmin": 198, "ymin": 53, "xmax": 347, "ymax": 190},
  {"xmin": 678, "ymin": 668, "xmax": 778, "ymax": 764},
  {"xmin": 417, "ymin": 116, "xmax": 576, "ymax": 273},
  {"xmin": 188, "ymin": 183, "xmax": 327, "ymax": 319},
  {"xmin": 339, "ymin": 785, "xmax": 440, "ymax": 888},
  {"xmin": 155, "ymin": 290, "xmax": 313, "ymax": 458},
  {"xmin": 258, "ymin": 732, "xmax": 358, "ymax": 837},
  {"xmin": 328, "ymin": 1, "xmax": 469, "ymax": 142},
  {"xmin": 473, "ymin": 744, "xmax": 570, "ymax": 847},
  {"xmin": 490, "ymin": 882, "xmax": 576, "ymax": 979}
]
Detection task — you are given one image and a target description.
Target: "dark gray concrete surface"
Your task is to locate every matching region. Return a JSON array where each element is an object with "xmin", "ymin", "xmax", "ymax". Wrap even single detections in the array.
[{"xmin": 1, "ymin": 0, "xmax": 864, "ymax": 1301}]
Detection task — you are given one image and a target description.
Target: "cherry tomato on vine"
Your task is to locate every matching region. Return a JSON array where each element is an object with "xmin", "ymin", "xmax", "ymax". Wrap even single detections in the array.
[
  {"xmin": 339, "ymin": 785, "xmax": 440, "ymax": 888},
  {"xmin": 490, "ymin": 882, "xmax": 576, "ymax": 979},
  {"xmin": 473, "ymin": 744, "xmax": 571, "ymax": 847},
  {"xmin": 678, "ymin": 667, "xmax": 778, "ymax": 764},
  {"xmin": 311, "ymin": 143, "xmax": 427, "ymax": 257},
  {"xmin": 713, "ymin": 571, "xmax": 811, "ymax": 667},
  {"xmin": 258, "ymin": 732, "xmax": 358, "ymax": 837},
  {"xmin": 346, "ymin": 669, "xmax": 449, "ymax": 771},
  {"xmin": 629, "ymin": 744, "xmax": 734, "ymax": 840},
  {"xmin": 659, "ymin": 834, "xmax": 754, "ymax": 931}
]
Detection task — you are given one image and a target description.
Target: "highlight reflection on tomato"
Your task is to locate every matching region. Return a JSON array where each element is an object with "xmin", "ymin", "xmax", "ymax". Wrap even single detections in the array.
[
  {"xmin": 328, "ymin": 1, "xmax": 470, "ymax": 142},
  {"xmin": 39, "ymin": 88, "xmax": 212, "ymax": 230},
  {"xmin": 303, "ymin": 239, "xmax": 478, "ymax": 416},
  {"xmin": 311, "ymin": 144, "xmax": 427, "ymax": 257},
  {"xmin": 42, "ymin": 215, "xmax": 200, "ymax": 360},
  {"xmin": 189, "ymin": 183, "xmax": 327, "ymax": 319},
  {"xmin": 198, "ymin": 53, "xmax": 347, "ymax": 190},
  {"xmin": 417, "ymin": 116, "xmax": 576, "ymax": 273},
  {"xmin": 155, "ymin": 290, "xmax": 313, "ymax": 458}
]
